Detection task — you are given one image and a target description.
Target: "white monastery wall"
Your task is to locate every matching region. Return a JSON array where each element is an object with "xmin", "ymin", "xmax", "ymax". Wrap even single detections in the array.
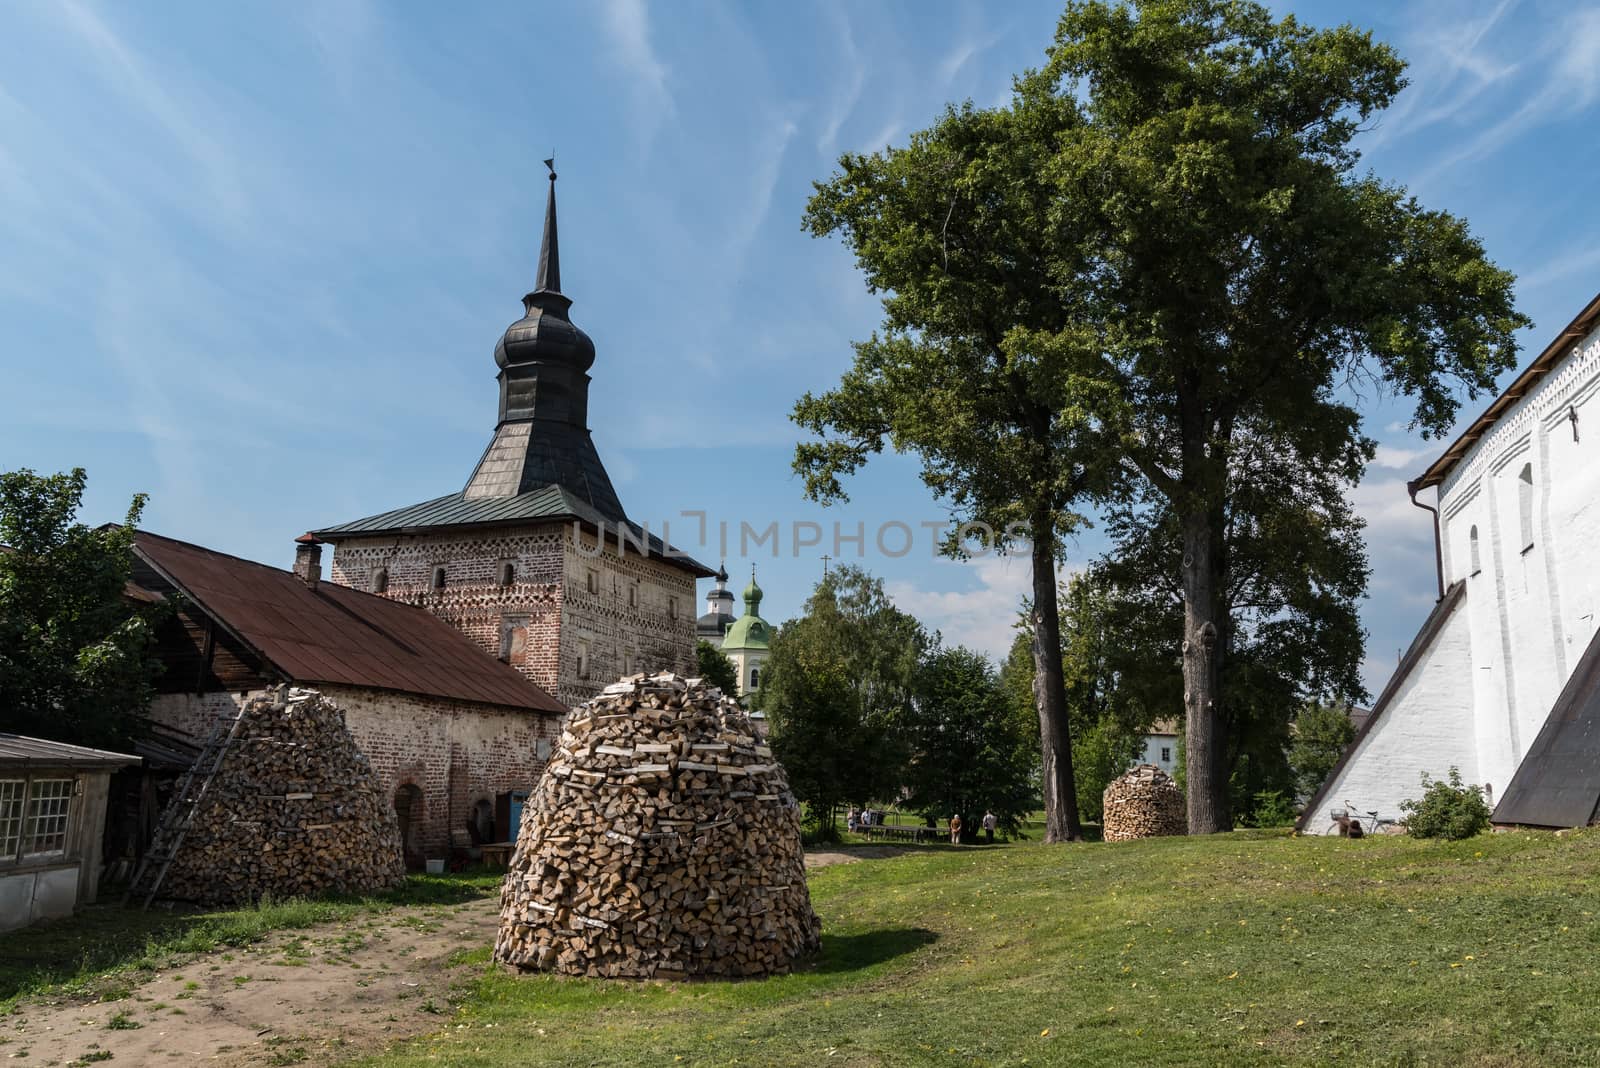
[
  {"xmin": 1313, "ymin": 326, "xmax": 1600, "ymax": 832},
  {"xmin": 1313, "ymin": 595, "xmax": 1480, "ymax": 828}
]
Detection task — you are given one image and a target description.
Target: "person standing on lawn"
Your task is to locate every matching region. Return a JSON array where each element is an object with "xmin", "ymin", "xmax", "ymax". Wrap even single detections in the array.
[
  {"xmin": 982, "ymin": 810, "xmax": 997, "ymax": 844},
  {"xmin": 949, "ymin": 813, "xmax": 963, "ymax": 845}
]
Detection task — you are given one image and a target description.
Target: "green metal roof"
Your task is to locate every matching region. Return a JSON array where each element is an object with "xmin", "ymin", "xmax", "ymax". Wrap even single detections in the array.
[
  {"xmin": 721, "ymin": 569, "xmax": 770, "ymax": 650},
  {"xmin": 310, "ymin": 487, "xmax": 714, "ymax": 578}
]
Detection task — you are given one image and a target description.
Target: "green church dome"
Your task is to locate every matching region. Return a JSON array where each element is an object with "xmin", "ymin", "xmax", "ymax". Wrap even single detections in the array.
[{"xmin": 721, "ymin": 566, "xmax": 771, "ymax": 651}]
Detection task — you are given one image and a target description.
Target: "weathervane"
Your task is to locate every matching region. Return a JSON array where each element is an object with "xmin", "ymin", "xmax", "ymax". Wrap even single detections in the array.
[{"xmin": 544, "ymin": 155, "xmax": 556, "ymax": 181}]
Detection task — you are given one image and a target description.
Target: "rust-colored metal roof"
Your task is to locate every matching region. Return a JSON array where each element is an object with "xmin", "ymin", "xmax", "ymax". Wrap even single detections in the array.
[
  {"xmin": 1413, "ymin": 291, "xmax": 1600, "ymax": 491},
  {"xmin": 133, "ymin": 531, "xmax": 566, "ymax": 715}
]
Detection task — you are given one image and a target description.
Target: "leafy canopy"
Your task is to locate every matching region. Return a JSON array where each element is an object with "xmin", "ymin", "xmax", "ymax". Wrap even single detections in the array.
[{"xmin": 0, "ymin": 468, "xmax": 162, "ymax": 748}]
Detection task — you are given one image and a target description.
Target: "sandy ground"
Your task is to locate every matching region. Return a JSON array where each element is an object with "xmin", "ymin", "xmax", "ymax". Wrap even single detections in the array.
[
  {"xmin": 2, "ymin": 897, "xmax": 499, "ymax": 1067},
  {"xmin": 2, "ymin": 849, "xmax": 905, "ymax": 1066}
]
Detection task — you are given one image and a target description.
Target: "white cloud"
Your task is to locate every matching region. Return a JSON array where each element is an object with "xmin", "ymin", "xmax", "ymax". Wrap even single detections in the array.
[
  {"xmin": 599, "ymin": 0, "xmax": 675, "ymax": 152},
  {"xmin": 815, "ymin": 5, "xmax": 865, "ymax": 159},
  {"xmin": 887, "ymin": 555, "xmax": 1075, "ymax": 663}
]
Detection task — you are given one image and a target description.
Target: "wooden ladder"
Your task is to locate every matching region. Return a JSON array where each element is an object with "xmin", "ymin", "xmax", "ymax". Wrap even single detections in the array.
[{"xmin": 125, "ymin": 703, "xmax": 249, "ymax": 908}]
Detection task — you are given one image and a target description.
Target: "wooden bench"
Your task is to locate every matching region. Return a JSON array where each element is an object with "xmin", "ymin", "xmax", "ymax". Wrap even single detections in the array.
[
  {"xmin": 481, "ymin": 842, "xmax": 514, "ymax": 869},
  {"xmin": 859, "ymin": 824, "xmax": 944, "ymax": 844}
]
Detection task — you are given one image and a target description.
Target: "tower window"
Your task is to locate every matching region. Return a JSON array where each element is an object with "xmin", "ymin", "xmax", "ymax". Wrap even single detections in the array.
[
  {"xmin": 749, "ymin": 664, "xmax": 761, "ymax": 689},
  {"xmin": 576, "ymin": 641, "xmax": 590, "ymax": 680},
  {"xmin": 432, "ymin": 566, "xmax": 447, "ymax": 590},
  {"xmin": 586, "ymin": 569, "xmax": 599, "ymax": 595},
  {"xmin": 628, "ymin": 583, "xmax": 637, "ymax": 608},
  {"xmin": 669, "ymin": 597, "xmax": 679, "ymax": 620},
  {"xmin": 1469, "ymin": 526, "xmax": 1481, "ymax": 576},
  {"xmin": 1518, "ymin": 463, "xmax": 1535, "ymax": 553},
  {"xmin": 500, "ymin": 562, "xmax": 516, "ymax": 587},
  {"xmin": 373, "ymin": 568, "xmax": 388, "ymax": 593}
]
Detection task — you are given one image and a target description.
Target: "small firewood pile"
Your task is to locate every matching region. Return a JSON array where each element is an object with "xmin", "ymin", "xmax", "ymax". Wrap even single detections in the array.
[
  {"xmin": 159, "ymin": 687, "xmax": 405, "ymax": 904},
  {"xmin": 494, "ymin": 671, "xmax": 821, "ymax": 979},
  {"xmin": 1102, "ymin": 764, "xmax": 1187, "ymax": 841}
]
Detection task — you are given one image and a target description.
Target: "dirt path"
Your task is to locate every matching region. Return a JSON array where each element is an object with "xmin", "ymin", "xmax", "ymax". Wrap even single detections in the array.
[
  {"xmin": 2, "ymin": 896, "xmax": 499, "ymax": 1067},
  {"xmin": 2, "ymin": 850, "xmax": 904, "ymax": 1066}
]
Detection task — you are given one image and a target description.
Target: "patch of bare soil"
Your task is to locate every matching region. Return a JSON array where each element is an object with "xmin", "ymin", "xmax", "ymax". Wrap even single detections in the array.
[
  {"xmin": 1, "ymin": 896, "xmax": 499, "ymax": 1067},
  {"xmin": 804, "ymin": 846, "xmax": 907, "ymax": 868}
]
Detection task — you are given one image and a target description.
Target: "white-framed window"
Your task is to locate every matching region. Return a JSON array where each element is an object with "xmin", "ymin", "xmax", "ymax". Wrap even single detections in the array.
[
  {"xmin": 749, "ymin": 664, "xmax": 761, "ymax": 689},
  {"xmin": 22, "ymin": 778, "xmax": 72, "ymax": 857},
  {"xmin": 0, "ymin": 780, "xmax": 25, "ymax": 858},
  {"xmin": 1161, "ymin": 747, "xmax": 1172, "ymax": 763}
]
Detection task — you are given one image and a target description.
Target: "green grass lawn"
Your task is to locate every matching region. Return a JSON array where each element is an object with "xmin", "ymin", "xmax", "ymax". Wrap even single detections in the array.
[
  {"xmin": 367, "ymin": 830, "xmax": 1600, "ymax": 1067},
  {"xmin": 0, "ymin": 869, "xmax": 502, "ymax": 1011}
]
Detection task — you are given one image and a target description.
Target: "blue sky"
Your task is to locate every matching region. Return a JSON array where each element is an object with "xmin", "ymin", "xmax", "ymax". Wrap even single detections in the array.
[{"xmin": 3, "ymin": 0, "xmax": 1598, "ymax": 697}]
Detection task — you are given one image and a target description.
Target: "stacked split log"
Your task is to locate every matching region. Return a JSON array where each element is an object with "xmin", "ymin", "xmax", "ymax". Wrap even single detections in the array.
[
  {"xmin": 494, "ymin": 671, "xmax": 821, "ymax": 979},
  {"xmin": 1102, "ymin": 764, "xmax": 1187, "ymax": 842},
  {"xmin": 159, "ymin": 686, "xmax": 405, "ymax": 904}
]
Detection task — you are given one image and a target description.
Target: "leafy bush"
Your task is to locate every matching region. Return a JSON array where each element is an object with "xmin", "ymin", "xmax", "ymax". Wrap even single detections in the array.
[
  {"xmin": 1400, "ymin": 767, "xmax": 1491, "ymax": 840},
  {"xmin": 1242, "ymin": 789, "xmax": 1298, "ymax": 828}
]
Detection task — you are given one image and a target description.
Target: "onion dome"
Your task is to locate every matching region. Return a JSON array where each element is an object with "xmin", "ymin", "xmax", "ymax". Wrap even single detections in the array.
[{"xmin": 493, "ymin": 165, "xmax": 595, "ymax": 371}]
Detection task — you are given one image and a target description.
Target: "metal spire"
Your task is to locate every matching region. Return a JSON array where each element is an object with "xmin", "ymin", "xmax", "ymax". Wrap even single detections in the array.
[{"xmin": 535, "ymin": 157, "xmax": 560, "ymax": 294}]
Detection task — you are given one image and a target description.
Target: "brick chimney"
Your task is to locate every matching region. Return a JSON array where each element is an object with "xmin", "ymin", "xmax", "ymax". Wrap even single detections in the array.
[{"xmin": 293, "ymin": 533, "xmax": 322, "ymax": 587}]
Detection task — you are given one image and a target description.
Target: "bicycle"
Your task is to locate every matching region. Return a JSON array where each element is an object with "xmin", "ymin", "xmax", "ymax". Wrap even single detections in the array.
[{"xmin": 1324, "ymin": 800, "xmax": 1400, "ymax": 838}]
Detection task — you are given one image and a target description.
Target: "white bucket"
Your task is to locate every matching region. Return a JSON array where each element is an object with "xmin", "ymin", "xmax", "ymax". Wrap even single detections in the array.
[{"xmin": 424, "ymin": 858, "xmax": 445, "ymax": 874}]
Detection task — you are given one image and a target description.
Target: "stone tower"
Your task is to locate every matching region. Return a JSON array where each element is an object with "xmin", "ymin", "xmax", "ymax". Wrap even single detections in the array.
[{"xmin": 310, "ymin": 165, "xmax": 713, "ymax": 706}]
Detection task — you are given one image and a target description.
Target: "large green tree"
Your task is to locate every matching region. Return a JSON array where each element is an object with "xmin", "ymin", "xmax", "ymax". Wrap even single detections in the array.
[
  {"xmin": 1291, "ymin": 700, "xmax": 1359, "ymax": 802},
  {"xmin": 796, "ymin": 82, "xmax": 1114, "ymax": 842},
  {"xmin": 694, "ymin": 639, "xmax": 739, "ymax": 696},
  {"xmin": 1041, "ymin": 0, "xmax": 1523, "ymax": 830},
  {"xmin": 902, "ymin": 645, "xmax": 1038, "ymax": 838},
  {"xmin": 758, "ymin": 566, "xmax": 926, "ymax": 835},
  {"xmin": 0, "ymin": 467, "xmax": 162, "ymax": 748}
]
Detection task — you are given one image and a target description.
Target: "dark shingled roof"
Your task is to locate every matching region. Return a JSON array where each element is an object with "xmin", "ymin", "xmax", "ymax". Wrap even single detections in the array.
[
  {"xmin": 309, "ymin": 488, "xmax": 715, "ymax": 579},
  {"xmin": 1492, "ymin": 622, "xmax": 1600, "ymax": 829},
  {"xmin": 133, "ymin": 531, "xmax": 566, "ymax": 715},
  {"xmin": 0, "ymin": 734, "xmax": 139, "ymax": 770}
]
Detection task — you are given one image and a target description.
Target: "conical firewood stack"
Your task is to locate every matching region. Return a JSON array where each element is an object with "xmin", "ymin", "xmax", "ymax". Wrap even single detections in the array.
[
  {"xmin": 159, "ymin": 686, "xmax": 406, "ymax": 904},
  {"xmin": 1102, "ymin": 764, "xmax": 1187, "ymax": 841},
  {"xmin": 494, "ymin": 671, "xmax": 821, "ymax": 979}
]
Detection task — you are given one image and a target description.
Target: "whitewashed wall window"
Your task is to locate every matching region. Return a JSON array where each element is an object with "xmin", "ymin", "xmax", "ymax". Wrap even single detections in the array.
[
  {"xmin": 22, "ymin": 778, "xmax": 72, "ymax": 857},
  {"xmin": 1470, "ymin": 526, "xmax": 1481, "ymax": 576},
  {"xmin": 1519, "ymin": 463, "xmax": 1535, "ymax": 552},
  {"xmin": 0, "ymin": 780, "xmax": 24, "ymax": 858}
]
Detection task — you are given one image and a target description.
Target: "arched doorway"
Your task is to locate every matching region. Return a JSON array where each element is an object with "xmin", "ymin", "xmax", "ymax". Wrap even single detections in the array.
[{"xmin": 393, "ymin": 783, "xmax": 424, "ymax": 868}]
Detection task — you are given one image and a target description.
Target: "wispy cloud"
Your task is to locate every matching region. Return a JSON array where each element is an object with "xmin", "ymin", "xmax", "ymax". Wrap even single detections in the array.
[
  {"xmin": 1364, "ymin": 0, "xmax": 1520, "ymax": 150},
  {"xmin": 1410, "ymin": 6, "xmax": 1600, "ymax": 183},
  {"xmin": 888, "ymin": 555, "xmax": 1073, "ymax": 663},
  {"xmin": 599, "ymin": 0, "xmax": 675, "ymax": 153},
  {"xmin": 815, "ymin": 4, "xmax": 865, "ymax": 160}
]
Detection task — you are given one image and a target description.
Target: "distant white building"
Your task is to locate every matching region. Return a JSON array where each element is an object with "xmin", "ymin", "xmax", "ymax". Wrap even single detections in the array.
[
  {"xmin": 1301, "ymin": 291, "xmax": 1600, "ymax": 832},
  {"xmin": 1136, "ymin": 720, "xmax": 1179, "ymax": 777}
]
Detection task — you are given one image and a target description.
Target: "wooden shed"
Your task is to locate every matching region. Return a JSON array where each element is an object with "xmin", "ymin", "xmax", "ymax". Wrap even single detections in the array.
[{"xmin": 0, "ymin": 734, "xmax": 139, "ymax": 931}]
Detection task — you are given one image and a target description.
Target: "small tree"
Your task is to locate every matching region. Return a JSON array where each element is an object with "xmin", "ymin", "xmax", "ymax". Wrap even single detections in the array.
[
  {"xmin": 902, "ymin": 646, "xmax": 1037, "ymax": 838},
  {"xmin": 759, "ymin": 567, "xmax": 924, "ymax": 836},
  {"xmin": 1291, "ymin": 701, "xmax": 1359, "ymax": 801},
  {"xmin": 695, "ymin": 640, "xmax": 739, "ymax": 696},
  {"xmin": 1401, "ymin": 768, "xmax": 1491, "ymax": 841},
  {"xmin": 0, "ymin": 467, "xmax": 162, "ymax": 748}
]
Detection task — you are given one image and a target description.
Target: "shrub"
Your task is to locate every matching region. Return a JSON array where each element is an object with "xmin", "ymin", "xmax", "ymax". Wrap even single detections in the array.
[
  {"xmin": 1400, "ymin": 767, "xmax": 1491, "ymax": 840},
  {"xmin": 1243, "ymin": 790, "xmax": 1298, "ymax": 828}
]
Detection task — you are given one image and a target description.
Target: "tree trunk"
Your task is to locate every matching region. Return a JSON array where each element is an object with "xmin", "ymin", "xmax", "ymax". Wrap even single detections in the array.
[
  {"xmin": 1030, "ymin": 508, "xmax": 1082, "ymax": 842},
  {"xmin": 1180, "ymin": 505, "xmax": 1230, "ymax": 833}
]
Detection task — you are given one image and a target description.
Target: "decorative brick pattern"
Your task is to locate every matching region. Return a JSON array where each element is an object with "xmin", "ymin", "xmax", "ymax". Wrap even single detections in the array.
[{"xmin": 326, "ymin": 522, "xmax": 696, "ymax": 706}]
